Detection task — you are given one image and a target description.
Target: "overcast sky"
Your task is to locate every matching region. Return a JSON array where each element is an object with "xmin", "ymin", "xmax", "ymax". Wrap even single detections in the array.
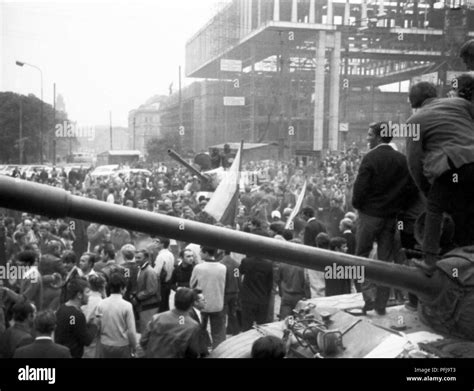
[{"xmin": 1, "ymin": 0, "xmax": 225, "ymax": 126}]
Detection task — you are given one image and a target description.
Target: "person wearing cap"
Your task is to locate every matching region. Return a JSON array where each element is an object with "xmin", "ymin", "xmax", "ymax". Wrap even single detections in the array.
[{"xmin": 269, "ymin": 210, "xmax": 285, "ymax": 236}]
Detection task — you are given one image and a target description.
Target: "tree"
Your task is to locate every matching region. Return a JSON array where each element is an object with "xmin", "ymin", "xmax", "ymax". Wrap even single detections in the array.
[
  {"xmin": 0, "ymin": 92, "xmax": 73, "ymax": 164},
  {"xmin": 146, "ymin": 129, "xmax": 183, "ymax": 163}
]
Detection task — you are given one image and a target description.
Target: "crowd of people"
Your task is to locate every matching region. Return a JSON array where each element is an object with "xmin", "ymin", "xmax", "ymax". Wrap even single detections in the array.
[
  {"xmin": 0, "ymin": 145, "xmax": 365, "ymax": 358},
  {"xmin": 0, "ymin": 65, "xmax": 473, "ymax": 358}
]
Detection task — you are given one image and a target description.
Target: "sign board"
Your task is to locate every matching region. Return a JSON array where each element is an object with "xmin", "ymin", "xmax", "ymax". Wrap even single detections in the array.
[
  {"xmin": 446, "ymin": 70, "xmax": 464, "ymax": 87},
  {"xmin": 411, "ymin": 71, "xmax": 438, "ymax": 86},
  {"xmin": 339, "ymin": 122, "xmax": 349, "ymax": 132},
  {"xmin": 223, "ymin": 96, "xmax": 245, "ymax": 106},
  {"xmin": 220, "ymin": 59, "xmax": 242, "ymax": 72}
]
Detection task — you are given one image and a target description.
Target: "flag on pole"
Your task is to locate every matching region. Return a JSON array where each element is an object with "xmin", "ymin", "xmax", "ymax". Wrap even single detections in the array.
[
  {"xmin": 204, "ymin": 142, "xmax": 243, "ymax": 226},
  {"xmin": 285, "ymin": 181, "xmax": 307, "ymax": 230}
]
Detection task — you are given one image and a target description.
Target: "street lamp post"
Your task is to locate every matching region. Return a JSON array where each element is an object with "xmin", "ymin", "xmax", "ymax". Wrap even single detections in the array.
[{"xmin": 16, "ymin": 61, "xmax": 44, "ymax": 164}]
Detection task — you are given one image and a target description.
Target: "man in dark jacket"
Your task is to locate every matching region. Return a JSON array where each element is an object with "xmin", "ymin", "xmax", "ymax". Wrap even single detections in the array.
[
  {"xmin": 406, "ymin": 78, "xmax": 474, "ymax": 272},
  {"xmin": 0, "ymin": 302, "xmax": 35, "ymax": 358},
  {"xmin": 460, "ymin": 39, "xmax": 474, "ymax": 70},
  {"xmin": 239, "ymin": 231, "xmax": 273, "ymax": 331},
  {"xmin": 170, "ymin": 249, "xmax": 195, "ymax": 290},
  {"xmin": 55, "ymin": 278, "xmax": 99, "ymax": 358},
  {"xmin": 353, "ymin": 121, "xmax": 417, "ymax": 314},
  {"xmin": 220, "ymin": 251, "xmax": 241, "ymax": 335},
  {"xmin": 301, "ymin": 207, "xmax": 327, "ymax": 248},
  {"xmin": 14, "ymin": 310, "xmax": 71, "ymax": 359},
  {"xmin": 140, "ymin": 288, "xmax": 200, "ymax": 358},
  {"xmin": 189, "ymin": 289, "xmax": 212, "ymax": 357}
]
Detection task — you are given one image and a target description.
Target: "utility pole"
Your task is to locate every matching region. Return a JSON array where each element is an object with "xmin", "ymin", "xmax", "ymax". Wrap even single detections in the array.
[
  {"xmin": 179, "ymin": 66, "xmax": 183, "ymax": 153},
  {"xmin": 133, "ymin": 116, "xmax": 136, "ymax": 150},
  {"xmin": 19, "ymin": 97, "xmax": 23, "ymax": 165},
  {"xmin": 15, "ymin": 61, "xmax": 43, "ymax": 163},
  {"xmin": 53, "ymin": 83, "xmax": 56, "ymax": 165},
  {"xmin": 109, "ymin": 111, "xmax": 113, "ymax": 150}
]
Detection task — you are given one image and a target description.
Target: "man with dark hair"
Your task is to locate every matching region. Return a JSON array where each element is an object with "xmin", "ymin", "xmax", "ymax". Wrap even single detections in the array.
[
  {"xmin": 79, "ymin": 252, "xmax": 98, "ymax": 279},
  {"xmin": 190, "ymin": 247, "xmax": 226, "ymax": 348},
  {"xmin": 251, "ymin": 336, "xmax": 286, "ymax": 359},
  {"xmin": 282, "ymin": 229, "xmax": 293, "ymax": 241},
  {"xmin": 96, "ymin": 273, "xmax": 137, "ymax": 358},
  {"xmin": 353, "ymin": 121, "xmax": 416, "ymax": 314},
  {"xmin": 316, "ymin": 232, "xmax": 330, "ymax": 249},
  {"xmin": 59, "ymin": 250, "xmax": 83, "ymax": 304},
  {"xmin": 239, "ymin": 231, "xmax": 274, "ymax": 331},
  {"xmin": 93, "ymin": 243, "xmax": 115, "ymax": 273},
  {"xmin": 301, "ymin": 207, "xmax": 326, "ymax": 248},
  {"xmin": 454, "ymin": 73, "xmax": 474, "ymax": 101},
  {"xmin": 407, "ymin": 76, "xmax": 474, "ymax": 273},
  {"xmin": 154, "ymin": 237, "xmax": 175, "ymax": 313},
  {"xmin": 220, "ymin": 143, "xmax": 234, "ymax": 169},
  {"xmin": 339, "ymin": 218, "xmax": 356, "ymax": 255},
  {"xmin": 220, "ymin": 250, "xmax": 241, "ymax": 335},
  {"xmin": 408, "ymin": 81, "xmax": 438, "ymax": 109},
  {"xmin": 460, "ymin": 39, "xmax": 474, "ymax": 70},
  {"xmin": 0, "ymin": 302, "xmax": 35, "ymax": 358},
  {"xmin": 13, "ymin": 310, "xmax": 71, "ymax": 358},
  {"xmin": 306, "ymin": 232, "xmax": 330, "ymax": 298},
  {"xmin": 140, "ymin": 287, "xmax": 200, "ymax": 358},
  {"xmin": 136, "ymin": 249, "xmax": 160, "ymax": 333},
  {"xmin": 170, "ymin": 249, "xmax": 195, "ymax": 290},
  {"xmin": 55, "ymin": 278, "xmax": 99, "ymax": 358},
  {"xmin": 188, "ymin": 289, "xmax": 212, "ymax": 357},
  {"xmin": 326, "ymin": 237, "xmax": 352, "ymax": 296},
  {"xmin": 99, "ymin": 244, "xmax": 120, "ymax": 276}
]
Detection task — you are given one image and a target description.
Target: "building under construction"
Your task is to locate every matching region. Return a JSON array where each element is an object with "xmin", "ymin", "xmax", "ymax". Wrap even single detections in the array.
[{"xmin": 159, "ymin": 0, "xmax": 474, "ymax": 159}]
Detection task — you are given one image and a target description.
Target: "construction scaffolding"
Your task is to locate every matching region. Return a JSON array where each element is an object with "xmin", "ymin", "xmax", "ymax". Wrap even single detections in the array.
[{"xmin": 174, "ymin": 0, "xmax": 474, "ymax": 156}]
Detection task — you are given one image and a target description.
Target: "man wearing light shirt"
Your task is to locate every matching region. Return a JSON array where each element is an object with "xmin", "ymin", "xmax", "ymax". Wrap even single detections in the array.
[
  {"xmin": 190, "ymin": 247, "xmax": 226, "ymax": 349},
  {"xmin": 96, "ymin": 273, "xmax": 137, "ymax": 358},
  {"xmin": 154, "ymin": 237, "xmax": 175, "ymax": 312}
]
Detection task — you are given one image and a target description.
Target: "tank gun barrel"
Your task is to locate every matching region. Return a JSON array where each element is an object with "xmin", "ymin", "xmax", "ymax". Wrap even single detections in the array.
[
  {"xmin": 167, "ymin": 149, "xmax": 210, "ymax": 183},
  {"xmin": 0, "ymin": 176, "xmax": 440, "ymax": 299}
]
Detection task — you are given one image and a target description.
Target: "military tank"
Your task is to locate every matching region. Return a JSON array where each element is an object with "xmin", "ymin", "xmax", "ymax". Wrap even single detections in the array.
[
  {"xmin": 168, "ymin": 149, "xmax": 222, "ymax": 191},
  {"xmin": 0, "ymin": 175, "xmax": 473, "ymax": 358}
]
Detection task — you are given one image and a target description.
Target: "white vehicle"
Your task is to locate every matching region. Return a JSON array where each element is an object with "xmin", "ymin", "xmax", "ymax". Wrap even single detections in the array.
[
  {"xmin": 0, "ymin": 165, "xmax": 21, "ymax": 176},
  {"xmin": 111, "ymin": 168, "xmax": 151, "ymax": 180},
  {"xmin": 90, "ymin": 165, "xmax": 120, "ymax": 179},
  {"xmin": 22, "ymin": 165, "xmax": 50, "ymax": 179}
]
